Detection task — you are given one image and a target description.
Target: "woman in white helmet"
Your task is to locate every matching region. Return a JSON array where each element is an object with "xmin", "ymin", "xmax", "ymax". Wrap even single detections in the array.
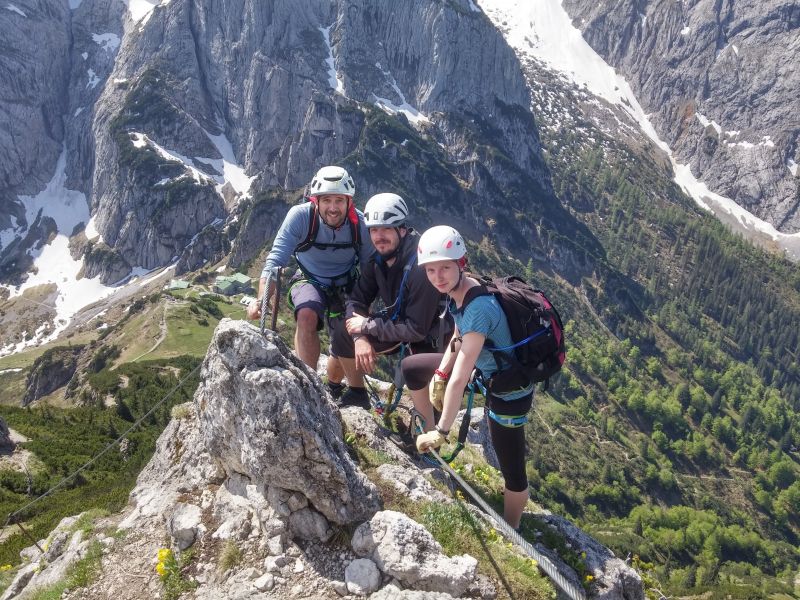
[{"xmin": 402, "ymin": 225, "xmax": 534, "ymax": 529}]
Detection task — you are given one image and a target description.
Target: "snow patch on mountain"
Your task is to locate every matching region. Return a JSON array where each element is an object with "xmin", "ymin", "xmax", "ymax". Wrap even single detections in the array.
[
  {"xmin": 131, "ymin": 133, "xmax": 212, "ymax": 185},
  {"xmin": 92, "ymin": 33, "xmax": 121, "ymax": 53},
  {"xmin": 696, "ymin": 112, "xmax": 722, "ymax": 135},
  {"xmin": 126, "ymin": 0, "xmax": 171, "ymax": 26},
  {"xmin": 478, "ymin": 0, "xmax": 800, "ymax": 258},
  {"xmin": 0, "ymin": 151, "xmax": 119, "ymax": 354},
  {"xmin": 675, "ymin": 164, "xmax": 800, "ymax": 259},
  {"xmin": 373, "ymin": 63, "xmax": 430, "ymax": 127},
  {"xmin": 320, "ymin": 25, "xmax": 345, "ymax": 96},
  {"xmin": 86, "ymin": 69, "xmax": 100, "ymax": 89},
  {"xmin": 85, "ymin": 216, "xmax": 104, "ymax": 243},
  {"xmin": 5, "ymin": 3, "xmax": 25, "ymax": 17},
  {"xmin": 0, "ymin": 221, "xmax": 19, "ymax": 252},
  {"xmin": 129, "ymin": 131, "xmax": 253, "ymax": 199},
  {"xmin": 201, "ymin": 130, "xmax": 255, "ymax": 197}
]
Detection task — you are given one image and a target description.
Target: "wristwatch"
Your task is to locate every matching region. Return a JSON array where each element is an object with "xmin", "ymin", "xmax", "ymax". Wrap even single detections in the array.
[{"xmin": 435, "ymin": 424, "xmax": 450, "ymax": 435}]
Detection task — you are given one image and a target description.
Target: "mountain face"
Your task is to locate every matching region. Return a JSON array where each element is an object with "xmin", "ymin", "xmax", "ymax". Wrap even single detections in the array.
[
  {"xmin": 561, "ymin": 0, "xmax": 800, "ymax": 233},
  {"xmin": 1, "ymin": 0, "xmax": 567, "ymax": 285}
]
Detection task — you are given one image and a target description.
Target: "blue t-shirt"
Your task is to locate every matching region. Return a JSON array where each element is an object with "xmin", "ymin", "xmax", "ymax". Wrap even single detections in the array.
[{"xmin": 450, "ymin": 294, "xmax": 534, "ymax": 401}]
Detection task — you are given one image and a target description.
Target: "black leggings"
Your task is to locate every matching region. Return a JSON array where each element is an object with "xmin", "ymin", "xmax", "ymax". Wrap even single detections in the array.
[
  {"xmin": 489, "ymin": 418, "xmax": 528, "ymax": 492},
  {"xmin": 400, "ymin": 352, "xmax": 531, "ymax": 492},
  {"xmin": 401, "ymin": 352, "xmax": 444, "ymax": 391}
]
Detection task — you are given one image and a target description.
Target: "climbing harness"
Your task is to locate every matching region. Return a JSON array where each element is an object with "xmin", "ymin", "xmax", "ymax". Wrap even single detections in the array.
[{"xmin": 372, "ymin": 253, "xmax": 417, "ymax": 323}]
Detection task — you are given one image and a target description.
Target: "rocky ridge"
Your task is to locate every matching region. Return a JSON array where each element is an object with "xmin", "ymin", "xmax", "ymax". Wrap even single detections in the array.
[{"xmin": 1, "ymin": 319, "xmax": 643, "ymax": 599}]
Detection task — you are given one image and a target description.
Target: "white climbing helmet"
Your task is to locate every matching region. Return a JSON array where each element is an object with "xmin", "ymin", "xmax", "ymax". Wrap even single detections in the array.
[
  {"xmin": 308, "ymin": 165, "xmax": 355, "ymax": 198},
  {"xmin": 417, "ymin": 225, "xmax": 466, "ymax": 265},
  {"xmin": 364, "ymin": 193, "xmax": 409, "ymax": 228}
]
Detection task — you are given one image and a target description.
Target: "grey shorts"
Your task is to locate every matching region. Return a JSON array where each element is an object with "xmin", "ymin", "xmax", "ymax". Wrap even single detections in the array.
[{"xmin": 288, "ymin": 277, "xmax": 344, "ymax": 332}]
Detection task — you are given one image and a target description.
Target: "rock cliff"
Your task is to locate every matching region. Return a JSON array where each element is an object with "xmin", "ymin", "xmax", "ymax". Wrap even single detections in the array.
[
  {"xmin": 1, "ymin": 0, "xmax": 573, "ymax": 286},
  {"xmin": 561, "ymin": 0, "xmax": 800, "ymax": 232}
]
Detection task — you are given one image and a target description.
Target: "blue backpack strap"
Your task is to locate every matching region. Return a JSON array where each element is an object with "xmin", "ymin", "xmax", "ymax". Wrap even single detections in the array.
[{"xmin": 389, "ymin": 253, "xmax": 418, "ymax": 321}]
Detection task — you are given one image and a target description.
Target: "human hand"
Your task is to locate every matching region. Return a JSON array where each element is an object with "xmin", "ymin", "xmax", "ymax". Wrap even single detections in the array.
[
  {"xmin": 415, "ymin": 430, "xmax": 447, "ymax": 453},
  {"xmin": 346, "ymin": 316, "xmax": 367, "ymax": 334},
  {"xmin": 247, "ymin": 300, "xmax": 262, "ymax": 320},
  {"xmin": 354, "ymin": 338, "xmax": 376, "ymax": 373},
  {"xmin": 428, "ymin": 374, "xmax": 447, "ymax": 411}
]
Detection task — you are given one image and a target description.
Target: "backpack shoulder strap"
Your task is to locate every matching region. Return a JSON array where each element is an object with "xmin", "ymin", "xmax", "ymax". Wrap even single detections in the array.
[
  {"xmin": 454, "ymin": 283, "xmax": 491, "ymax": 315},
  {"xmin": 347, "ymin": 203, "xmax": 362, "ymax": 251},
  {"xmin": 388, "ymin": 253, "xmax": 419, "ymax": 321},
  {"xmin": 294, "ymin": 203, "xmax": 319, "ymax": 253}
]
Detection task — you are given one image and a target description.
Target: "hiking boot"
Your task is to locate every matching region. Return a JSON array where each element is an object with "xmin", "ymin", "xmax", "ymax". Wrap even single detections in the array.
[
  {"xmin": 338, "ymin": 386, "xmax": 370, "ymax": 409},
  {"xmin": 327, "ymin": 381, "xmax": 345, "ymax": 400}
]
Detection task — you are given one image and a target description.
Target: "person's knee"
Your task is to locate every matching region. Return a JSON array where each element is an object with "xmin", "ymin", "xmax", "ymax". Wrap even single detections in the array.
[
  {"xmin": 296, "ymin": 308, "xmax": 319, "ymax": 333},
  {"xmin": 330, "ymin": 323, "xmax": 355, "ymax": 358},
  {"xmin": 504, "ymin": 475, "xmax": 529, "ymax": 493}
]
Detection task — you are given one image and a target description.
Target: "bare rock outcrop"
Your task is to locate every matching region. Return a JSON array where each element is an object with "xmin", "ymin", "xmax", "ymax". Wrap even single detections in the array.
[
  {"xmin": 352, "ymin": 510, "xmax": 478, "ymax": 596},
  {"xmin": 23, "ymin": 345, "xmax": 84, "ymax": 405},
  {"xmin": 196, "ymin": 318, "xmax": 381, "ymax": 526}
]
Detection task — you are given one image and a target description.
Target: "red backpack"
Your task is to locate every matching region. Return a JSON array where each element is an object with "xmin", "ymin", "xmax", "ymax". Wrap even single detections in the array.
[{"xmin": 462, "ymin": 276, "xmax": 565, "ymax": 392}]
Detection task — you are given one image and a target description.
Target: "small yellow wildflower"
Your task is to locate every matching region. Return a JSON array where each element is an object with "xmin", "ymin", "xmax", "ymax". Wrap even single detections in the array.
[
  {"xmin": 156, "ymin": 562, "xmax": 166, "ymax": 576},
  {"xmin": 157, "ymin": 548, "xmax": 172, "ymax": 562},
  {"xmin": 455, "ymin": 490, "xmax": 465, "ymax": 501},
  {"xmin": 585, "ymin": 574, "xmax": 594, "ymax": 583},
  {"xmin": 529, "ymin": 559, "xmax": 538, "ymax": 568},
  {"xmin": 0, "ymin": 564, "xmax": 12, "ymax": 571}
]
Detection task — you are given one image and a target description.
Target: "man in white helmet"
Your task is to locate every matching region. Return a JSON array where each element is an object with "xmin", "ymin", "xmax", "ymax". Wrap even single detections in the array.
[
  {"xmin": 248, "ymin": 166, "xmax": 374, "ymax": 391},
  {"xmin": 329, "ymin": 193, "xmax": 453, "ymax": 408}
]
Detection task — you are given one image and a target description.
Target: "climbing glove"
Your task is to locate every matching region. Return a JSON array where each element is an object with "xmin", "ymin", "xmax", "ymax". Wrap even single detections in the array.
[
  {"xmin": 429, "ymin": 374, "xmax": 447, "ymax": 411},
  {"xmin": 415, "ymin": 429, "xmax": 447, "ymax": 453}
]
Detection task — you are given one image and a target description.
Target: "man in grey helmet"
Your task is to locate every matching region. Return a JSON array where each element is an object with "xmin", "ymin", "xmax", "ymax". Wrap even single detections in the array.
[{"xmin": 330, "ymin": 193, "xmax": 453, "ymax": 407}]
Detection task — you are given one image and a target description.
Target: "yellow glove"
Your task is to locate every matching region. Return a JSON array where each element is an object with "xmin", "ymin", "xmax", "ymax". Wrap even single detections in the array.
[
  {"xmin": 429, "ymin": 374, "xmax": 447, "ymax": 411},
  {"xmin": 416, "ymin": 429, "xmax": 447, "ymax": 453}
]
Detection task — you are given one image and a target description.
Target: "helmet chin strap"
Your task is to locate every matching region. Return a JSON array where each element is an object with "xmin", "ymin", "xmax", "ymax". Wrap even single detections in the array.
[{"xmin": 448, "ymin": 268, "xmax": 465, "ymax": 294}]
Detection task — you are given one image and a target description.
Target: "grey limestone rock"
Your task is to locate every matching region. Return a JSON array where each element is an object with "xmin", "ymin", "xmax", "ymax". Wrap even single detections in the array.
[
  {"xmin": 167, "ymin": 503, "xmax": 205, "ymax": 550},
  {"xmin": 368, "ymin": 583, "xmax": 456, "ymax": 600},
  {"xmin": 352, "ymin": 510, "xmax": 477, "ymax": 596},
  {"xmin": 0, "ymin": 0, "xmax": 70, "ymax": 196},
  {"xmin": 345, "ymin": 557, "xmax": 382, "ymax": 596},
  {"xmin": 196, "ymin": 318, "xmax": 381, "ymax": 526},
  {"xmin": 23, "ymin": 345, "xmax": 84, "ymax": 406},
  {"xmin": 374, "ymin": 464, "xmax": 449, "ymax": 504},
  {"xmin": 121, "ymin": 401, "xmax": 224, "ymax": 529},
  {"xmin": 537, "ymin": 512, "xmax": 644, "ymax": 600},
  {"xmin": 0, "ymin": 417, "xmax": 13, "ymax": 451},
  {"xmin": 81, "ymin": 242, "xmax": 132, "ymax": 284}
]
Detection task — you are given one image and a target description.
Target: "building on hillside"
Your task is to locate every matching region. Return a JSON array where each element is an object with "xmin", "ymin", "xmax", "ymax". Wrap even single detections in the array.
[
  {"xmin": 214, "ymin": 273, "xmax": 253, "ymax": 296},
  {"xmin": 168, "ymin": 279, "xmax": 190, "ymax": 290}
]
